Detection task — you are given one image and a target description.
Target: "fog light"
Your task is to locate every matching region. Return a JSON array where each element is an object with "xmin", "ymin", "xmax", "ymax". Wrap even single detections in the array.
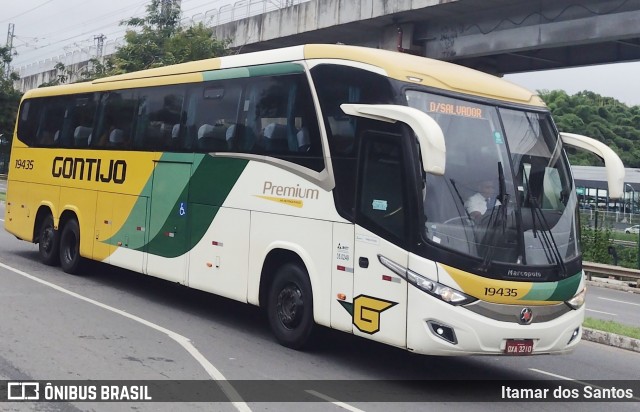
[
  {"xmin": 567, "ymin": 326, "xmax": 581, "ymax": 344},
  {"xmin": 427, "ymin": 321, "xmax": 457, "ymax": 344}
]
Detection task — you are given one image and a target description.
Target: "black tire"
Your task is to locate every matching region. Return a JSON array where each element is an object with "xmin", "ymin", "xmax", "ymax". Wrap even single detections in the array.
[
  {"xmin": 59, "ymin": 219, "xmax": 82, "ymax": 274},
  {"xmin": 267, "ymin": 263, "xmax": 314, "ymax": 349},
  {"xmin": 38, "ymin": 214, "xmax": 60, "ymax": 266}
]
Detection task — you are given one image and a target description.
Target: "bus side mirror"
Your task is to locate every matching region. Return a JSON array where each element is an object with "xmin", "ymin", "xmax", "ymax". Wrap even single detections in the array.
[
  {"xmin": 340, "ymin": 104, "xmax": 446, "ymax": 176},
  {"xmin": 560, "ymin": 132, "xmax": 625, "ymax": 198}
]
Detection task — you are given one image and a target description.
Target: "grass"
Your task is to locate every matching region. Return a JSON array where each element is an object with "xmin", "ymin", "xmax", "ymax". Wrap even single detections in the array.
[
  {"xmin": 584, "ymin": 317, "xmax": 640, "ymax": 340},
  {"xmin": 0, "ymin": 191, "xmax": 4, "ymax": 202},
  {"xmin": 611, "ymin": 231, "xmax": 640, "ymax": 242}
]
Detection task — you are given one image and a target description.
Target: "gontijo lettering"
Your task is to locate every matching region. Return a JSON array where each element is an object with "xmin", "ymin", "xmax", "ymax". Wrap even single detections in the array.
[{"xmin": 52, "ymin": 156, "xmax": 127, "ymax": 184}]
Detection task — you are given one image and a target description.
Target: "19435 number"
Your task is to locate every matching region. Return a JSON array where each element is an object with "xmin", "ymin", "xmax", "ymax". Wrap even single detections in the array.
[
  {"xmin": 15, "ymin": 159, "xmax": 34, "ymax": 170},
  {"xmin": 484, "ymin": 287, "xmax": 518, "ymax": 297}
]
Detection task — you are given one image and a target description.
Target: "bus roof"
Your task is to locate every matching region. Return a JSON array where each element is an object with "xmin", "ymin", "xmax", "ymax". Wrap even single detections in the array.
[{"xmin": 23, "ymin": 44, "xmax": 544, "ymax": 107}]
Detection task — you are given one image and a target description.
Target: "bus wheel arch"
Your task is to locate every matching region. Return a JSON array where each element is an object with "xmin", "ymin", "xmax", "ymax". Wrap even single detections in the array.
[
  {"xmin": 35, "ymin": 207, "xmax": 59, "ymax": 266},
  {"xmin": 260, "ymin": 249, "xmax": 315, "ymax": 349},
  {"xmin": 58, "ymin": 211, "xmax": 83, "ymax": 274}
]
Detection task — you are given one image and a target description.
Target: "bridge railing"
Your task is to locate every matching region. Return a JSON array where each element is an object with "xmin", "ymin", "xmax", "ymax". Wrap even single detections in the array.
[
  {"xmin": 583, "ymin": 261, "xmax": 640, "ymax": 287},
  {"xmin": 183, "ymin": 0, "xmax": 308, "ymax": 28}
]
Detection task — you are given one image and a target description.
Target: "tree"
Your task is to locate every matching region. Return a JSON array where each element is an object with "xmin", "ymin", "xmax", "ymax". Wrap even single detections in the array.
[
  {"xmin": 0, "ymin": 46, "xmax": 21, "ymax": 139},
  {"xmin": 112, "ymin": 0, "xmax": 229, "ymax": 73},
  {"xmin": 539, "ymin": 89, "xmax": 640, "ymax": 167},
  {"xmin": 41, "ymin": 1, "xmax": 230, "ymax": 84}
]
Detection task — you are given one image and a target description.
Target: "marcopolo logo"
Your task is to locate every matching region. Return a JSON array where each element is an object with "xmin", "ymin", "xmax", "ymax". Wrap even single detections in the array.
[
  {"xmin": 255, "ymin": 181, "xmax": 319, "ymax": 208},
  {"xmin": 51, "ymin": 157, "xmax": 127, "ymax": 184}
]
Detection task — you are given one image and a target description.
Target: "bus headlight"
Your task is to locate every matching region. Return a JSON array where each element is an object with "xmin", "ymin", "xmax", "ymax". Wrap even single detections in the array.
[
  {"xmin": 377, "ymin": 254, "xmax": 476, "ymax": 306},
  {"xmin": 406, "ymin": 271, "xmax": 476, "ymax": 306},
  {"xmin": 565, "ymin": 287, "xmax": 586, "ymax": 309}
]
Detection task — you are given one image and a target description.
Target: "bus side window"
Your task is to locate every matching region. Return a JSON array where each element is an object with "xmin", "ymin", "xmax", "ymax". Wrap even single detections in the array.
[
  {"xmin": 17, "ymin": 100, "xmax": 41, "ymax": 146},
  {"xmin": 186, "ymin": 81, "xmax": 242, "ymax": 153},
  {"xmin": 242, "ymin": 74, "xmax": 323, "ymax": 171},
  {"xmin": 135, "ymin": 86, "xmax": 184, "ymax": 151},
  {"xmin": 36, "ymin": 97, "xmax": 67, "ymax": 147},
  {"xmin": 67, "ymin": 94, "xmax": 97, "ymax": 148},
  {"xmin": 94, "ymin": 90, "xmax": 137, "ymax": 149},
  {"xmin": 358, "ymin": 134, "xmax": 407, "ymax": 244}
]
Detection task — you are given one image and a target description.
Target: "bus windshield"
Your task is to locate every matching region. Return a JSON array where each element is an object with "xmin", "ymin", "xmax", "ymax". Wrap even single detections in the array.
[{"xmin": 406, "ymin": 91, "xmax": 578, "ymax": 270}]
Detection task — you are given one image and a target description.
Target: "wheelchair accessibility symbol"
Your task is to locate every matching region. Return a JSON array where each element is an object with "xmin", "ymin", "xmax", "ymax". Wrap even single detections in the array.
[{"xmin": 179, "ymin": 202, "xmax": 187, "ymax": 216}]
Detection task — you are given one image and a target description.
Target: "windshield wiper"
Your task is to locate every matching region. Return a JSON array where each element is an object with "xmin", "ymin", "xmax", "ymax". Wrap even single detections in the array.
[
  {"xmin": 480, "ymin": 162, "xmax": 510, "ymax": 272},
  {"xmin": 530, "ymin": 197, "xmax": 567, "ymax": 278},
  {"xmin": 522, "ymin": 172, "xmax": 568, "ymax": 278}
]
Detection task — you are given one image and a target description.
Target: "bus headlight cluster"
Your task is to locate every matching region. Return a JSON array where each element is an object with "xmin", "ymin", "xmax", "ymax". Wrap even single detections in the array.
[
  {"xmin": 565, "ymin": 287, "xmax": 586, "ymax": 309},
  {"xmin": 377, "ymin": 254, "xmax": 476, "ymax": 306},
  {"xmin": 406, "ymin": 271, "xmax": 476, "ymax": 306}
]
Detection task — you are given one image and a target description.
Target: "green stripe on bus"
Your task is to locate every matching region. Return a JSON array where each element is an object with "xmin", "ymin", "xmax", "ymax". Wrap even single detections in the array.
[
  {"xmin": 547, "ymin": 272, "xmax": 582, "ymax": 301},
  {"xmin": 202, "ymin": 63, "xmax": 304, "ymax": 81},
  {"xmin": 521, "ymin": 272, "xmax": 581, "ymax": 302},
  {"xmin": 143, "ymin": 155, "xmax": 248, "ymax": 258}
]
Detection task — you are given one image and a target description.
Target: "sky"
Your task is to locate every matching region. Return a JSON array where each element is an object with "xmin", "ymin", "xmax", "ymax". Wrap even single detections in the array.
[{"xmin": 3, "ymin": 0, "xmax": 640, "ymax": 106}]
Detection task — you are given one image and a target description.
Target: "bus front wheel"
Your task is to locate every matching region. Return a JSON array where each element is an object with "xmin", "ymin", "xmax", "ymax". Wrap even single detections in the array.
[
  {"xmin": 59, "ymin": 219, "xmax": 82, "ymax": 274},
  {"xmin": 267, "ymin": 263, "xmax": 314, "ymax": 349},
  {"xmin": 38, "ymin": 214, "xmax": 60, "ymax": 266}
]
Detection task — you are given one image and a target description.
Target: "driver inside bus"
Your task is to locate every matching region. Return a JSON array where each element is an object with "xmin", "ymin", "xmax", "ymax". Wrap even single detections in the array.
[{"xmin": 465, "ymin": 179, "xmax": 501, "ymax": 221}]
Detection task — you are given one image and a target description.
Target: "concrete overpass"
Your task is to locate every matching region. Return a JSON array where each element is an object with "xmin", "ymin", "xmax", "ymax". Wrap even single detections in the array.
[
  {"xmin": 214, "ymin": 0, "xmax": 640, "ymax": 74},
  {"xmin": 15, "ymin": 0, "xmax": 640, "ymax": 91}
]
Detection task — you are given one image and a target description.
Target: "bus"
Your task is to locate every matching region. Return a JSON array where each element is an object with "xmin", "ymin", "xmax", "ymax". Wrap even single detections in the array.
[{"xmin": 4, "ymin": 44, "xmax": 624, "ymax": 356}]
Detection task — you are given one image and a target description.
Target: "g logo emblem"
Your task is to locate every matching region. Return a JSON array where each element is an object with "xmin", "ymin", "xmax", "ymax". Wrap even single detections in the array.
[{"xmin": 352, "ymin": 295, "xmax": 397, "ymax": 334}]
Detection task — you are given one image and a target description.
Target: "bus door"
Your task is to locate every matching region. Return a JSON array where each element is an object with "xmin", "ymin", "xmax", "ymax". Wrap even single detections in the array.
[
  {"xmin": 352, "ymin": 130, "xmax": 409, "ymax": 348},
  {"xmin": 146, "ymin": 158, "xmax": 192, "ymax": 284}
]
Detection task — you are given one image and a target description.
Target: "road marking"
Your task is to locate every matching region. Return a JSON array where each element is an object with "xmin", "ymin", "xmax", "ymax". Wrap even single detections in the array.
[
  {"xmin": 598, "ymin": 297, "xmax": 640, "ymax": 307},
  {"xmin": 529, "ymin": 368, "xmax": 640, "ymax": 401},
  {"xmin": 586, "ymin": 308, "xmax": 617, "ymax": 316},
  {"xmin": 305, "ymin": 390, "xmax": 366, "ymax": 412},
  {"xmin": 528, "ymin": 368, "xmax": 574, "ymax": 381},
  {"xmin": 0, "ymin": 261, "xmax": 251, "ymax": 412}
]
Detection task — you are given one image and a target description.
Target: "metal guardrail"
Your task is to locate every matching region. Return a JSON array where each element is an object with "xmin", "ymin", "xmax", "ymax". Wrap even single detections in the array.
[{"xmin": 583, "ymin": 261, "xmax": 640, "ymax": 286}]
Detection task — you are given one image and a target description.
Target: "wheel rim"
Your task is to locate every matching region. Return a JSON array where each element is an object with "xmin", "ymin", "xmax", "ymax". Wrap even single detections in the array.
[{"xmin": 276, "ymin": 283, "xmax": 304, "ymax": 330}]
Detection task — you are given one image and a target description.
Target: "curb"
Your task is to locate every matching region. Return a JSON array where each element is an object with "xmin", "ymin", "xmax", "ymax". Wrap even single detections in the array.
[
  {"xmin": 586, "ymin": 279, "xmax": 640, "ymax": 294},
  {"xmin": 583, "ymin": 280, "xmax": 640, "ymax": 351},
  {"xmin": 582, "ymin": 327, "xmax": 640, "ymax": 353}
]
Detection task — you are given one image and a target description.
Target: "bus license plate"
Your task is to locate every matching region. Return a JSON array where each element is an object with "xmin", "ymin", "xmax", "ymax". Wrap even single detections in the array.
[{"xmin": 504, "ymin": 339, "xmax": 534, "ymax": 355}]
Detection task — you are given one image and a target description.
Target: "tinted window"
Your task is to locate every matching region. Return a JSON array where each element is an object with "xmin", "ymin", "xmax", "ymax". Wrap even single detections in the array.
[
  {"xmin": 240, "ymin": 74, "xmax": 323, "ymax": 171},
  {"xmin": 358, "ymin": 134, "xmax": 407, "ymax": 244},
  {"xmin": 66, "ymin": 94, "xmax": 98, "ymax": 148},
  {"xmin": 135, "ymin": 86, "xmax": 184, "ymax": 151},
  {"xmin": 311, "ymin": 64, "xmax": 395, "ymax": 219},
  {"xmin": 92, "ymin": 90, "xmax": 137, "ymax": 149},
  {"xmin": 29, "ymin": 97, "xmax": 67, "ymax": 147},
  {"xmin": 17, "ymin": 99, "xmax": 41, "ymax": 146},
  {"xmin": 311, "ymin": 65, "xmax": 394, "ymax": 157},
  {"xmin": 184, "ymin": 81, "xmax": 242, "ymax": 152}
]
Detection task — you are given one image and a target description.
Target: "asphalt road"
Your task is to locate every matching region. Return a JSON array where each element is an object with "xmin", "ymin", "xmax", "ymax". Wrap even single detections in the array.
[
  {"xmin": 585, "ymin": 286, "xmax": 640, "ymax": 327},
  {"xmin": 0, "ymin": 202, "xmax": 639, "ymax": 412}
]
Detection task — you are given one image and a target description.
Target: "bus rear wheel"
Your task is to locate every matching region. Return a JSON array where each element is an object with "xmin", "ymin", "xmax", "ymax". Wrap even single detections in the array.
[
  {"xmin": 38, "ymin": 214, "xmax": 60, "ymax": 266},
  {"xmin": 267, "ymin": 263, "xmax": 314, "ymax": 350},
  {"xmin": 59, "ymin": 218, "xmax": 82, "ymax": 274}
]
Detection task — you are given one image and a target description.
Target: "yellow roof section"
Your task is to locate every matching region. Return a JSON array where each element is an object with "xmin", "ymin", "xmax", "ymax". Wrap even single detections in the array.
[
  {"xmin": 23, "ymin": 44, "xmax": 543, "ymax": 107},
  {"xmin": 303, "ymin": 44, "xmax": 544, "ymax": 107}
]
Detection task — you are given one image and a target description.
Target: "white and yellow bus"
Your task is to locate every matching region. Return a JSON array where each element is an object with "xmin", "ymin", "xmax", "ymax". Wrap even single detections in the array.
[{"xmin": 5, "ymin": 44, "xmax": 624, "ymax": 355}]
